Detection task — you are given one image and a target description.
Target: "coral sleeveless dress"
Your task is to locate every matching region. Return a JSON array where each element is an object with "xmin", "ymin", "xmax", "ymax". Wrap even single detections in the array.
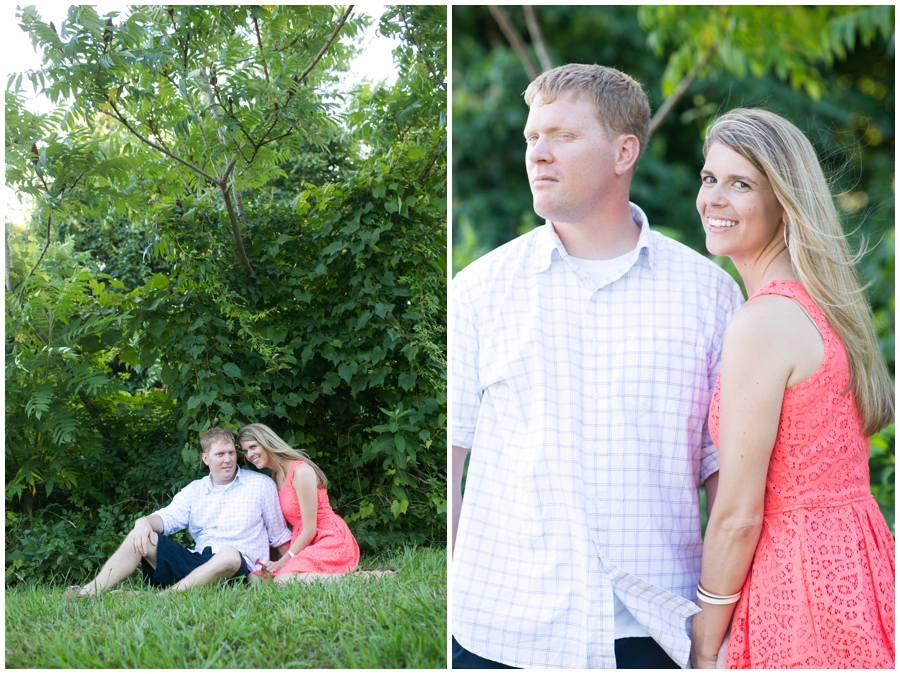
[
  {"xmin": 709, "ymin": 280, "xmax": 894, "ymax": 668},
  {"xmin": 273, "ymin": 460, "xmax": 360, "ymax": 575}
]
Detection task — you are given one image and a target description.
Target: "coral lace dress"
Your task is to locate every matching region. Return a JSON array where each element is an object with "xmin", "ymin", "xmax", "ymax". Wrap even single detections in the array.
[
  {"xmin": 710, "ymin": 280, "xmax": 894, "ymax": 668},
  {"xmin": 273, "ymin": 460, "xmax": 360, "ymax": 575}
]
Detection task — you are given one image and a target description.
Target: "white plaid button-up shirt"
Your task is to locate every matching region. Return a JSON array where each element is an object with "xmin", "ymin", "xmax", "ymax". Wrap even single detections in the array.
[
  {"xmin": 153, "ymin": 467, "xmax": 291, "ymax": 570},
  {"xmin": 451, "ymin": 204, "xmax": 744, "ymax": 668}
]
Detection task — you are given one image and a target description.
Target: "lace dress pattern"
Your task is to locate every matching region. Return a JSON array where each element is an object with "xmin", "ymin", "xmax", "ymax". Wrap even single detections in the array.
[{"xmin": 709, "ymin": 280, "xmax": 894, "ymax": 668}]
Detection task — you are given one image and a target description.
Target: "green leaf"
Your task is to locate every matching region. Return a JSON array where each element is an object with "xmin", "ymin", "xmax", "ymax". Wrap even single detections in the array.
[
  {"xmin": 160, "ymin": 366, "xmax": 177, "ymax": 385},
  {"xmin": 323, "ymin": 240, "xmax": 345, "ymax": 255},
  {"xmin": 119, "ymin": 346, "xmax": 140, "ymax": 366},
  {"xmin": 390, "ymin": 499, "xmax": 409, "ymax": 518},
  {"xmin": 398, "ymin": 372, "xmax": 417, "ymax": 390},
  {"xmin": 222, "ymin": 362, "xmax": 242, "ymax": 378},
  {"xmin": 139, "ymin": 348, "xmax": 158, "ymax": 369},
  {"xmin": 338, "ymin": 362, "xmax": 353, "ymax": 384},
  {"xmin": 394, "ymin": 434, "xmax": 406, "ymax": 453}
]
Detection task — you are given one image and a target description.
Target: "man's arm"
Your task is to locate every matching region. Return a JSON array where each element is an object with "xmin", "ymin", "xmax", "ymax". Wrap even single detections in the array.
[
  {"xmin": 451, "ymin": 445, "xmax": 470, "ymax": 557},
  {"xmin": 261, "ymin": 479, "xmax": 291, "ymax": 550}
]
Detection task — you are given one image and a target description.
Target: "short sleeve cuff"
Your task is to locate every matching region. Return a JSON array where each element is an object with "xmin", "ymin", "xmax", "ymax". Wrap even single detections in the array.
[
  {"xmin": 151, "ymin": 508, "xmax": 177, "ymax": 536},
  {"xmin": 699, "ymin": 445, "xmax": 720, "ymax": 484},
  {"xmin": 451, "ymin": 429, "xmax": 475, "ymax": 452}
]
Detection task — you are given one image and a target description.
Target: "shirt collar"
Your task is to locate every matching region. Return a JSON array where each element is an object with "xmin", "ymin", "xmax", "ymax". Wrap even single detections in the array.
[
  {"xmin": 530, "ymin": 202, "xmax": 657, "ymax": 279},
  {"xmin": 202, "ymin": 466, "xmax": 243, "ymax": 493}
]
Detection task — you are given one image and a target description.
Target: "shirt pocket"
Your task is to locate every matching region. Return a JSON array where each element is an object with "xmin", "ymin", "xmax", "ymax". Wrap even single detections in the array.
[{"xmin": 617, "ymin": 325, "xmax": 707, "ymax": 423}]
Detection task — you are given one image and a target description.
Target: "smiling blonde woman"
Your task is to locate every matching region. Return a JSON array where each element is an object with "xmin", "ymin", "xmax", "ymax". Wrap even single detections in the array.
[
  {"xmin": 237, "ymin": 423, "xmax": 360, "ymax": 581},
  {"xmin": 690, "ymin": 108, "xmax": 894, "ymax": 669}
]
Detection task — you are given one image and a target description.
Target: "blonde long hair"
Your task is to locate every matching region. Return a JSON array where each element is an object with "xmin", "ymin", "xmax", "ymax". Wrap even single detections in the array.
[
  {"xmin": 237, "ymin": 423, "xmax": 328, "ymax": 488},
  {"xmin": 703, "ymin": 108, "xmax": 893, "ymax": 435}
]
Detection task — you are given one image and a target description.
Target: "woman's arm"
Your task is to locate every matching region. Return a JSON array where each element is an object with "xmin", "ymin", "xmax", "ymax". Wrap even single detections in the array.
[
  {"xmin": 691, "ymin": 298, "xmax": 803, "ymax": 668},
  {"xmin": 268, "ymin": 463, "xmax": 319, "ymax": 572}
]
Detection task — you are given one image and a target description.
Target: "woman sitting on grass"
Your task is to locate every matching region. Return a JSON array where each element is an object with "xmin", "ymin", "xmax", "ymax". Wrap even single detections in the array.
[{"xmin": 237, "ymin": 423, "xmax": 361, "ymax": 582}]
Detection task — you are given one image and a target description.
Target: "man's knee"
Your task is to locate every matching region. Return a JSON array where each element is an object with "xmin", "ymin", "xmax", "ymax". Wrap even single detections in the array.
[
  {"xmin": 124, "ymin": 529, "xmax": 158, "ymax": 559},
  {"xmin": 212, "ymin": 546, "xmax": 242, "ymax": 574}
]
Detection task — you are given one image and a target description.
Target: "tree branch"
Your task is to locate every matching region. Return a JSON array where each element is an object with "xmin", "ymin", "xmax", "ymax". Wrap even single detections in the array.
[
  {"xmin": 489, "ymin": 5, "xmax": 539, "ymax": 80},
  {"xmin": 416, "ymin": 135, "xmax": 445, "ymax": 184},
  {"xmin": 77, "ymin": 390, "xmax": 112, "ymax": 440},
  {"xmin": 649, "ymin": 44, "xmax": 717, "ymax": 135},
  {"xmin": 253, "ymin": 16, "xmax": 270, "ymax": 83},
  {"xmin": 523, "ymin": 6, "xmax": 552, "ymax": 72},
  {"xmin": 399, "ymin": 13, "xmax": 446, "ymax": 92},
  {"xmin": 295, "ymin": 5, "xmax": 354, "ymax": 85},
  {"xmin": 102, "ymin": 101, "xmax": 219, "ymax": 184},
  {"xmin": 220, "ymin": 183, "xmax": 254, "ymax": 276},
  {"xmin": 17, "ymin": 212, "xmax": 52, "ymax": 306}
]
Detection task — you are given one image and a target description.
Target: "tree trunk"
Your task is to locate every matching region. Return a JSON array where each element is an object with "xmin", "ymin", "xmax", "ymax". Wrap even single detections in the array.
[{"xmin": 221, "ymin": 185, "xmax": 254, "ymax": 275}]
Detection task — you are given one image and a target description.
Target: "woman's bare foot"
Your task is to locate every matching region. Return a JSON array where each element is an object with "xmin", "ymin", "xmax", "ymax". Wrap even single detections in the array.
[{"xmin": 356, "ymin": 566, "xmax": 398, "ymax": 578}]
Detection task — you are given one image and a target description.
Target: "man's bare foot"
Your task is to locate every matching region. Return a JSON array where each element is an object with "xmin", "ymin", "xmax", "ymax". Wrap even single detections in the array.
[
  {"xmin": 64, "ymin": 586, "xmax": 141, "ymax": 600},
  {"xmin": 64, "ymin": 585, "xmax": 89, "ymax": 600}
]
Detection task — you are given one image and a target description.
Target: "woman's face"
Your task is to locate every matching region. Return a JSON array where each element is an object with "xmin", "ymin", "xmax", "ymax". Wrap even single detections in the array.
[
  {"xmin": 697, "ymin": 142, "xmax": 786, "ymax": 259},
  {"xmin": 241, "ymin": 438, "xmax": 271, "ymax": 470}
]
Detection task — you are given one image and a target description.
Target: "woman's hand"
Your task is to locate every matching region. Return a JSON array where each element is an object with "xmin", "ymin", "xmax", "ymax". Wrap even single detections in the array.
[
  {"xmin": 691, "ymin": 616, "xmax": 731, "ymax": 668},
  {"xmin": 691, "ymin": 646, "xmax": 718, "ymax": 669},
  {"xmin": 263, "ymin": 557, "xmax": 287, "ymax": 574}
]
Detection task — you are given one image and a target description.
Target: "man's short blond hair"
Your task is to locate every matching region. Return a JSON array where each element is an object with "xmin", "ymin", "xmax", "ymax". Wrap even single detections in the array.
[
  {"xmin": 524, "ymin": 63, "xmax": 650, "ymax": 161},
  {"xmin": 200, "ymin": 427, "xmax": 235, "ymax": 453}
]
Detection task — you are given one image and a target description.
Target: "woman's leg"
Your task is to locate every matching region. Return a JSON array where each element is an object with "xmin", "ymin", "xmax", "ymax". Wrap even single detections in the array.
[{"xmin": 273, "ymin": 572, "xmax": 337, "ymax": 583}]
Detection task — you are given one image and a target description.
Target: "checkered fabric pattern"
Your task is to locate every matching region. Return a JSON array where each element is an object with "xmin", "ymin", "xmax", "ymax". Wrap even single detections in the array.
[
  {"xmin": 451, "ymin": 204, "xmax": 744, "ymax": 668},
  {"xmin": 153, "ymin": 466, "xmax": 291, "ymax": 571}
]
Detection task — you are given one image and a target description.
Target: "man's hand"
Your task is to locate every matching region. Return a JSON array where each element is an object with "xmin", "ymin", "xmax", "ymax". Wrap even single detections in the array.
[
  {"xmin": 130, "ymin": 517, "xmax": 159, "ymax": 557},
  {"xmin": 715, "ymin": 632, "xmax": 730, "ymax": 668}
]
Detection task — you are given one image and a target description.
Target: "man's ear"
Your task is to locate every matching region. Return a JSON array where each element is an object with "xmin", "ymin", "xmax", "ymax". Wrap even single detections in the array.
[
  {"xmin": 200, "ymin": 452, "xmax": 210, "ymax": 467},
  {"xmin": 614, "ymin": 135, "xmax": 640, "ymax": 176}
]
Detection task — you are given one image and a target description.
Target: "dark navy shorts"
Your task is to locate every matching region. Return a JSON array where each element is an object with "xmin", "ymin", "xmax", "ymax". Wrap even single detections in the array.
[
  {"xmin": 451, "ymin": 635, "xmax": 678, "ymax": 669},
  {"xmin": 139, "ymin": 534, "xmax": 250, "ymax": 588}
]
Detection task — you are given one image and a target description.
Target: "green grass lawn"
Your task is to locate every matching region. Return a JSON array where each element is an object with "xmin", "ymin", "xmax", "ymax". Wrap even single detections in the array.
[{"xmin": 5, "ymin": 546, "xmax": 446, "ymax": 668}]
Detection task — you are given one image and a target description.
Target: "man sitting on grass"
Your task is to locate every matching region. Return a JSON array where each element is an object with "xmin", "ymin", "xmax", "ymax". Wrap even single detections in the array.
[{"xmin": 67, "ymin": 427, "xmax": 291, "ymax": 598}]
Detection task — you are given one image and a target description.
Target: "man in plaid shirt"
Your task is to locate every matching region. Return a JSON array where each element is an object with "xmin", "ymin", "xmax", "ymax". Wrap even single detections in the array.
[{"xmin": 451, "ymin": 64, "xmax": 743, "ymax": 668}]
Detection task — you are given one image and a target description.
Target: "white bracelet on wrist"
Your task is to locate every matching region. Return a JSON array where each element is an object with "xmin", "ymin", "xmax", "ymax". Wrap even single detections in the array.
[
  {"xmin": 286, "ymin": 550, "xmax": 295, "ymax": 558},
  {"xmin": 697, "ymin": 582, "xmax": 741, "ymax": 605}
]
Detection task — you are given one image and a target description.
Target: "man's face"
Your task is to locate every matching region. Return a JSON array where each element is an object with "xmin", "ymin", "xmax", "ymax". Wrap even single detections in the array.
[
  {"xmin": 524, "ymin": 93, "xmax": 620, "ymax": 226},
  {"xmin": 202, "ymin": 440, "xmax": 238, "ymax": 485}
]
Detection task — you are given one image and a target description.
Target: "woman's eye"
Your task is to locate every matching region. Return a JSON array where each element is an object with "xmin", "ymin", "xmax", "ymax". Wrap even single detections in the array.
[
  {"xmin": 701, "ymin": 175, "xmax": 714, "ymax": 184},
  {"xmin": 735, "ymin": 181, "xmax": 749, "ymax": 189}
]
